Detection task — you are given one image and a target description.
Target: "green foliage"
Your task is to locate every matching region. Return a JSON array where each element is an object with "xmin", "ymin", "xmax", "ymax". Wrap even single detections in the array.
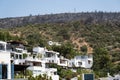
[
  {"xmin": 0, "ymin": 13, "xmax": 120, "ymax": 78},
  {"xmin": 25, "ymin": 70, "xmax": 33, "ymax": 77},
  {"xmin": 59, "ymin": 69, "xmax": 77, "ymax": 79},
  {"xmin": 110, "ymin": 63, "xmax": 120, "ymax": 75},
  {"xmin": 92, "ymin": 48, "xmax": 111, "ymax": 77},
  {"xmin": 26, "ymin": 33, "xmax": 45, "ymax": 47},
  {"xmin": 57, "ymin": 29, "xmax": 70, "ymax": 40},
  {"xmin": 111, "ymin": 52, "xmax": 120, "ymax": 62},
  {"xmin": 80, "ymin": 45, "xmax": 87, "ymax": 53},
  {"xmin": 28, "ymin": 74, "xmax": 52, "ymax": 80},
  {"xmin": 48, "ymin": 64, "xmax": 78, "ymax": 79},
  {"xmin": 77, "ymin": 68, "xmax": 82, "ymax": 74},
  {"xmin": 0, "ymin": 31, "xmax": 19, "ymax": 41},
  {"xmin": 51, "ymin": 42, "xmax": 79, "ymax": 59},
  {"xmin": 72, "ymin": 21, "xmax": 81, "ymax": 31},
  {"xmin": 3, "ymin": 21, "xmax": 120, "ymax": 53},
  {"xmin": 23, "ymin": 53, "xmax": 27, "ymax": 59},
  {"xmin": 15, "ymin": 70, "xmax": 32, "ymax": 79}
]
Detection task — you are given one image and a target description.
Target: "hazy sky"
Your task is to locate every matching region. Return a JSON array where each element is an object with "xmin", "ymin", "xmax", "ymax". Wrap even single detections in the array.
[{"xmin": 0, "ymin": 0, "xmax": 120, "ymax": 18}]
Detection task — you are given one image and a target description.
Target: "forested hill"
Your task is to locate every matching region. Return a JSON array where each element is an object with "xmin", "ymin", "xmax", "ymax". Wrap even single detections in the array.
[
  {"xmin": 0, "ymin": 12, "xmax": 120, "ymax": 76},
  {"xmin": 0, "ymin": 12, "xmax": 120, "ymax": 28}
]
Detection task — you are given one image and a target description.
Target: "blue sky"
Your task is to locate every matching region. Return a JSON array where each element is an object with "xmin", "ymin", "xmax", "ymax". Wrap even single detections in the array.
[{"xmin": 0, "ymin": 0, "xmax": 120, "ymax": 18}]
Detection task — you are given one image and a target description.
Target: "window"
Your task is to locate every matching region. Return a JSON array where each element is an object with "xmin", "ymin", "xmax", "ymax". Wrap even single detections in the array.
[
  {"xmin": 19, "ymin": 55, "xmax": 22, "ymax": 59},
  {"xmin": 17, "ymin": 50, "xmax": 22, "ymax": 53},
  {"xmin": 0, "ymin": 44, "xmax": 5, "ymax": 51},
  {"xmin": 46, "ymin": 52, "xmax": 54, "ymax": 57},
  {"xmin": 15, "ymin": 54, "xmax": 18, "ymax": 59},
  {"xmin": 72, "ymin": 62, "xmax": 74, "ymax": 65},
  {"xmin": 52, "ymin": 60, "xmax": 54, "ymax": 63},
  {"xmin": 81, "ymin": 56, "xmax": 85, "ymax": 59},
  {"xmin": 6, "ymin": 44, "xmax": 11, "ymax": 51},
  {"xmin": 88, "ymin": 60, "xmax": 91, "ymax": 64},
  {"xmin": 11, "ymin": 54, "xmax": 14, "ymax": 59},
  {"xmin": 0, "ymin": 64, "xmax": 8, "ymax": 79},
  {"xmin": 54, "ymin": 72, "xmax": 57, "ymax": 75},
  {"xmin": 60, "ymin": 60, "xmax": 66, "ymax": 64},
  {"xmin": 78, "ymin": 62, "xmax": 82, "ymax": 66}
]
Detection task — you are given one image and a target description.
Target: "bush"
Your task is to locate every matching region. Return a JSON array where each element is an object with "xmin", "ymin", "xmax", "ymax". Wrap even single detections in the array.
[
  {"xmin": 28, "ymin": 74, "xmax": 52, "ymax": 80},
  {"xmin": 23, "ymin": 53, "xmax": 28, "ymax": 59},
  {"xmin": 80, "ymin": 45, "xmax": 87, "ymax": 53}
]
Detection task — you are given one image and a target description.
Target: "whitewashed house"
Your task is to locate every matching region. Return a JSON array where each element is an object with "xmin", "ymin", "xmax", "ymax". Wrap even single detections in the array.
[
  {"xmin": 26, "ymin": 59, "xmax": 59, "ymax": 80},
  {"xmin": 0, "ymin": 41, "xmax": 14, "ymax": 79},
  {"xmin": 0, "ymin": 41, "xmax": 93, "ymax": 80},
  {"xmin": 43, "ymin": 50, "xmax": 59, "ymax": 64},
  {"xmin": 33, "ymin": 47, "xmax": 45, "ymax": 58},
  {"xmin": 99, "ymin": 73, "xmax": 120, "ymax": 80},
  {"xmin": 68, "ymin": 55, "xmax": 93, "ymax": 68},
  {"xmin": 57, "ymin": 56, "xmax": 69, "ymax": 67},
  {"xmin": 0, "ymin": 41, "xmax": 59, "ymax": 80},
  {"xmin": 33, "ymin": 47, "xmax": 69, "ymax": 67},
  {"xmin": 32, "ymin": 46, "xmax": 93, "ymax": 69},
  {"xmin": 10, "ymin": 48, "xmax": 30, "ymax": 65},
  {"xmin": 27, "ymin": 46, "xmax": 59, "ymax": 80},
  {"xmin": 33, "ymin": 47, "xmax": 60, "ymax": 64}
]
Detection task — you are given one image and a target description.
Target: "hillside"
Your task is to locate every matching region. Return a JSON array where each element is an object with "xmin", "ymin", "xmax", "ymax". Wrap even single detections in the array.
[
  {"xmin": 0, "ymin": 12, "xmax": 120, "ymax": 28},
  {"xmin": 0, "ymin": 12, "xmax": 120, "ymax": 77},
  {"xmin": 0, "ymin": 12, "xmax": 119, "ymax": 51},
  {"xmin": 0, "ymin": 12, "xmax": 120, "ymax": 54}
]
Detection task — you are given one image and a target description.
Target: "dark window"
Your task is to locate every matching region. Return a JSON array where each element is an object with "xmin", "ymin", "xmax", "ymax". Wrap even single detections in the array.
[
  {"xmin": 2, "ymin": 64, "xmax": 8, "ymax": 79},
  {"xmin": 78, "ymin": 62, "xmax": 82, "ymax": 66},
  {"xmin": 88, "ymin": 60, "xmax": 91, "ymax": 64},
  {"xmin": 11, "ymin": 53, "xmax": 14, "ymax": 59},
  {"xmin": 54, "ymin": 72, "xmax": 57, "ymax": 75},
  {"xmin": 0, "ymin": 44, "xmax": 5, "ymax": 51},
  {"xmin": 19, "ymin": 55, "xmax": 22, "ymax": 59},
  {"xmin": 6, "ymin": 44, "xmax": 11, "ymax": 50},
  {"xmin": 16, "ymin": 54, "xmax": 18, "ymax": 59}
]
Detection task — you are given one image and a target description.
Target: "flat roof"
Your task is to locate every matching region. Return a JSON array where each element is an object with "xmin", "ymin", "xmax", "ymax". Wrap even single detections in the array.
[
  {"xmin": 46, "ymin": 50, "xmax": 59, "ymax": 55},
  {"xmin": 0, "ymin": 41, "xmax": 7, "ymax": 44}
]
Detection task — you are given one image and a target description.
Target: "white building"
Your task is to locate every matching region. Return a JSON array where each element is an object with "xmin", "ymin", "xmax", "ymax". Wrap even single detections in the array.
[
  {"xmin": 33, "ymin": 47, "xmax": 45, "ymax": 58},
  {"xmin": 57, "ymin": 56, "xmax": 68, "ymax": 67},
  {"xmin": 32, "ymin": 46, "xmax": 93, "ymax": 69},
  {"xmin": 33, "ymin": 47, "xmax": 69, "ymax": 67},
  {"xmin": 68, "ymin": 55, "xmax": 93, "ymax": 68},
  {"xmin": 0, "ymin": 41, "xmax": 30, "ymax": 79},
  {"xmin": 99, "ymin": 73, "xmax": 120, "ymax": 80},
  {"xmin": 27, "ymin": 46, "xmax": 60, "ymax": 80},
  {"xmin": 26, "ymin": 57, "xmax": 59, "ymax": 80},
  {"xmin": 33, "ymin": 47, "xmax": 60, "ymax": 64},
  {"xmin": 0, "ymin": 41, "xmax": 93, "ymax": 80},
  {"xmin": 0, "ymin": 41, "xmax": 59, "ymax": 80},
  {"xmin": 0, "ymin": 41, "xmax": 13, "ymax": 79},
  {"xmin": 27, "ymin": 63, "xmax": 59, "ymax": 80}
]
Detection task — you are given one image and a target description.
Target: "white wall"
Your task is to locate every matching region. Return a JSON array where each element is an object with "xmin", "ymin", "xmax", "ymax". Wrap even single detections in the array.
[
  {"xmin": 0, "ymin": 51, "xmax": 11, "ymax": 79},
  {"xmin": 33, "ymin": 47, "xmax": 45, "ymax": 54},
  {"xmin": 51, "ymin": 75, "xmax": 59, "ymax": 80},
  {"xmin": 68, "ymin": 55, "xmax": 93, "ymax": 68},
  {"xmin": 27, "ymin": 66, "xmax": 45, "ymax": 77}
]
